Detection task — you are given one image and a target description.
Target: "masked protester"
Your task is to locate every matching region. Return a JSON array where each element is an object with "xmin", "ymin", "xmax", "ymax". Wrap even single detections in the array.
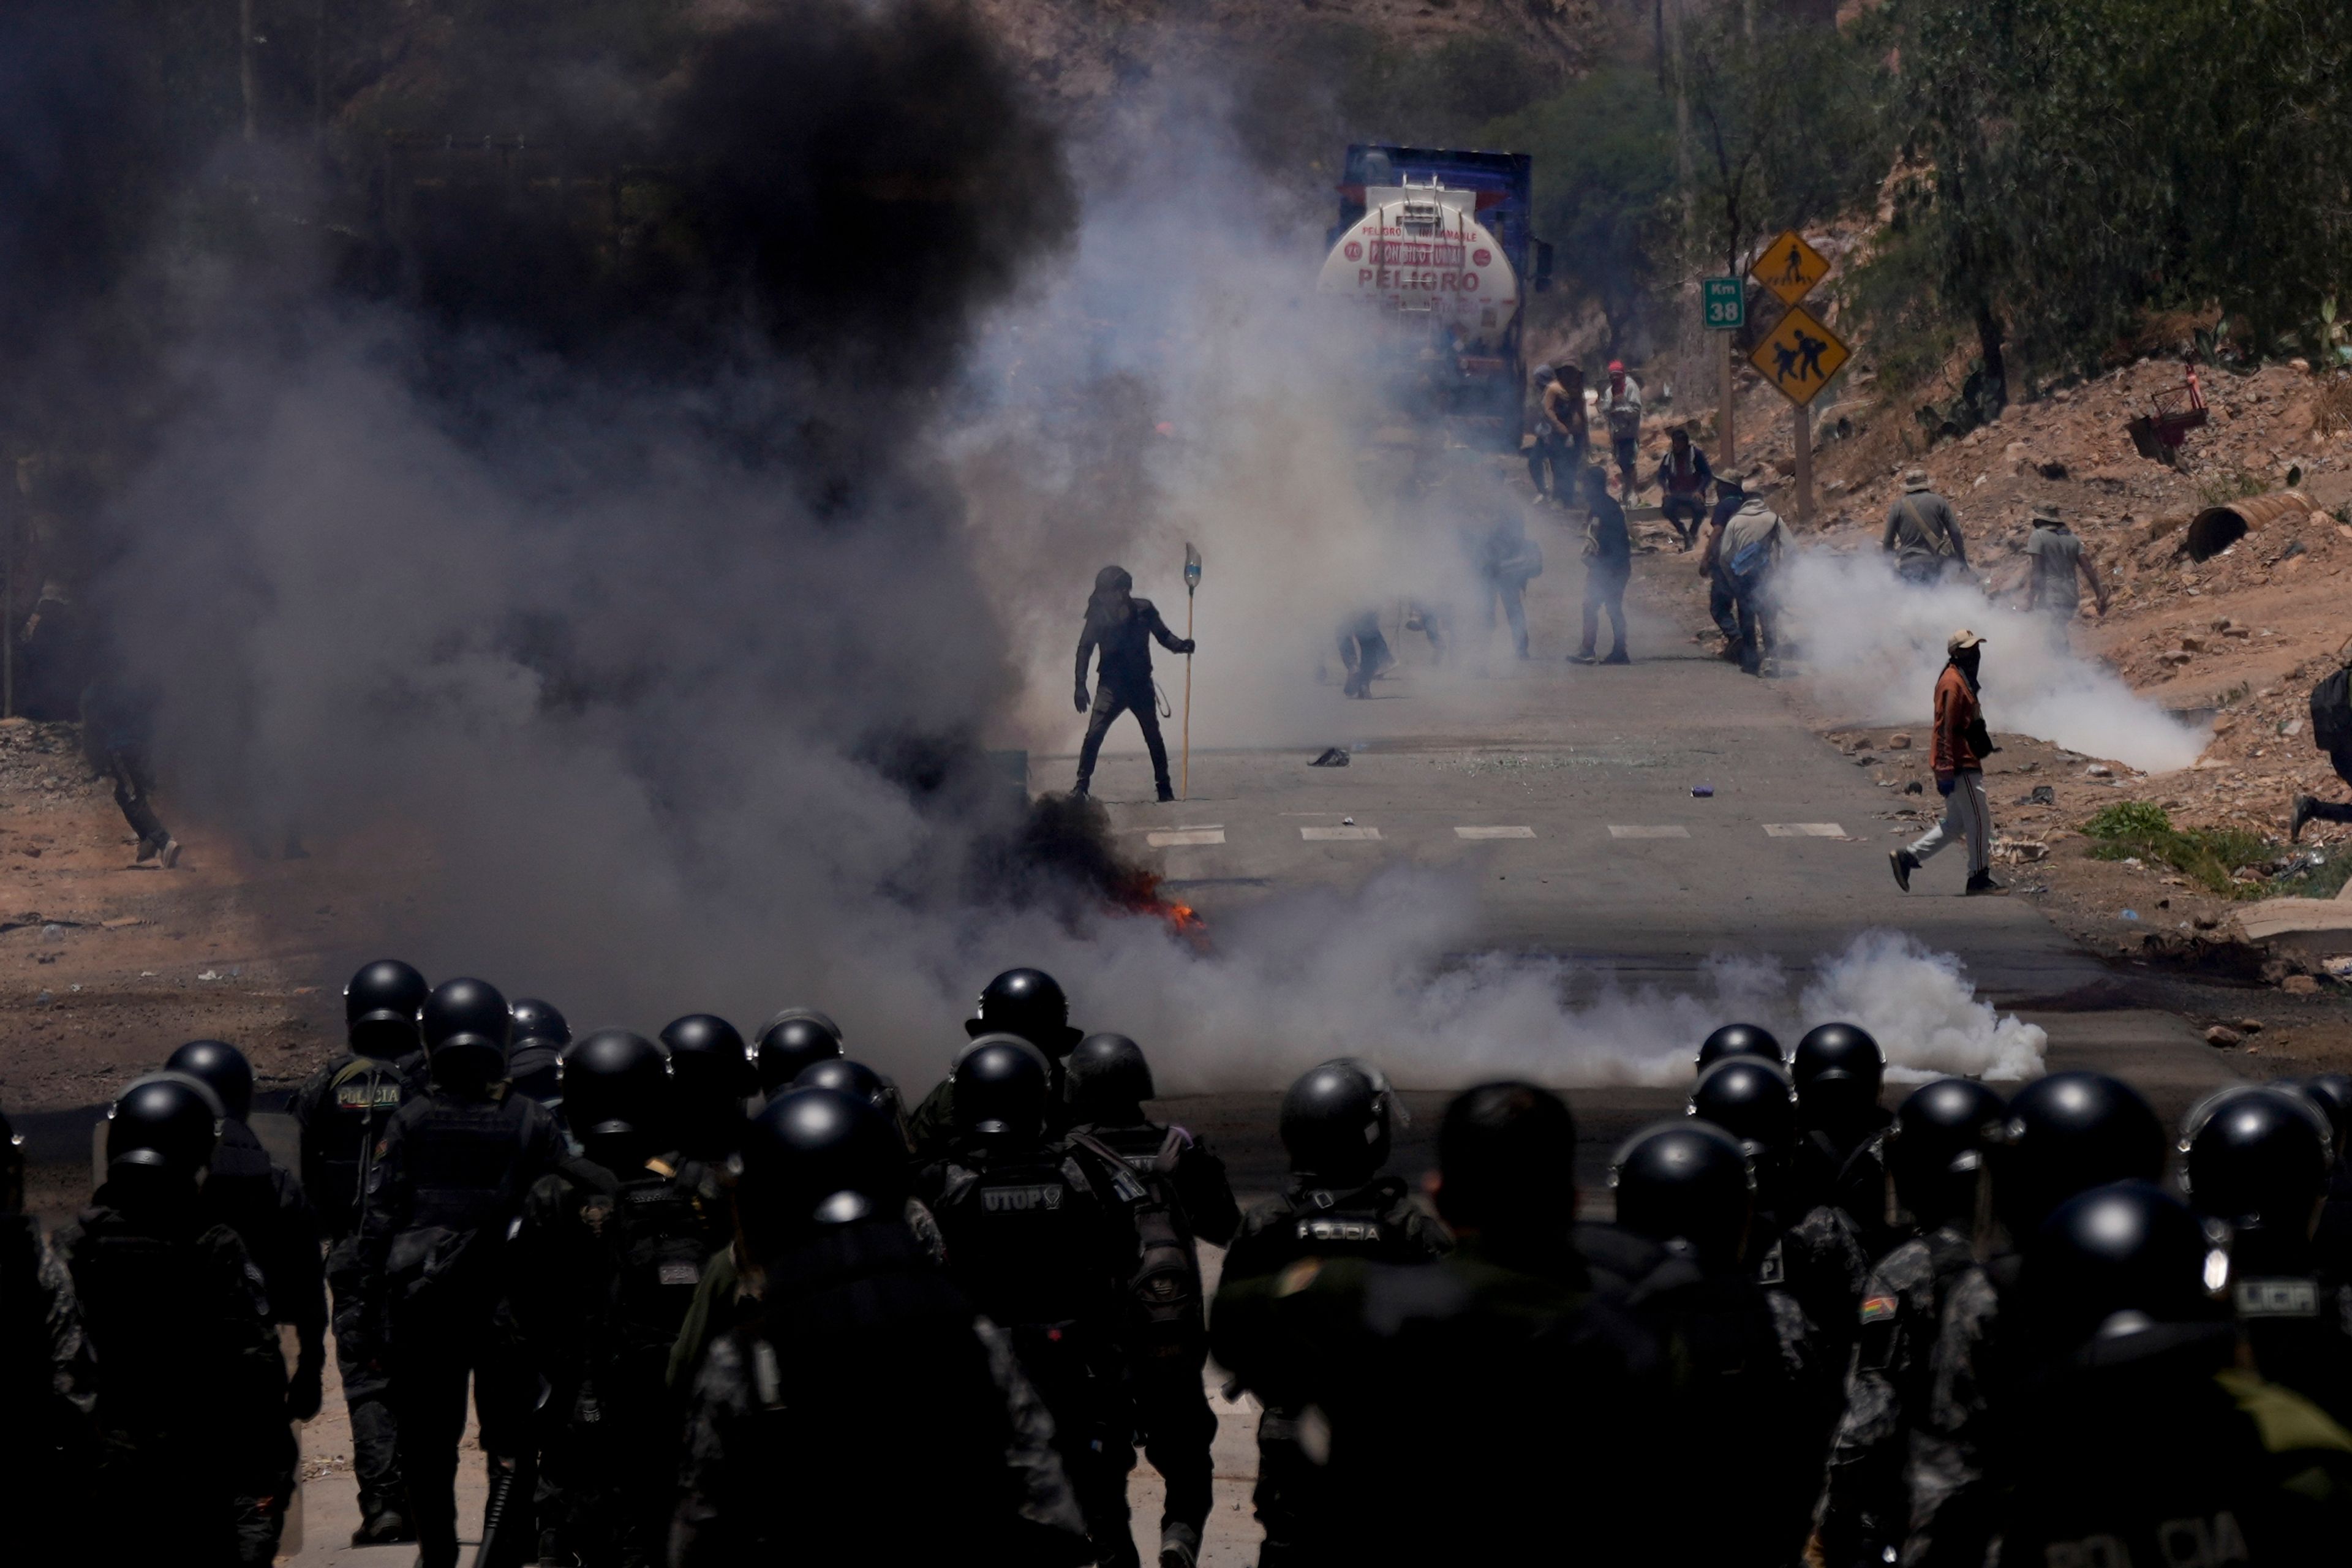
[
  {"xmin": 1892, "ymin": 629, "xmax": 2002, "ymax": 894},
  {"xmin": 1072, "ymin": 565, "xmax": 1194, "ymax": 803}
]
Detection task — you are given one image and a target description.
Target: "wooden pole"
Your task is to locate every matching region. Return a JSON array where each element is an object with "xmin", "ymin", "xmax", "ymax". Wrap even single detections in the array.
[
  {"xmin": 1180, "ymin": 592, "xmax": 1193, "ymax": 800},
  {"xmin": 1793, "ymin": 401, "xmax": 1815, "ymax": 524},
  {"xmin": 1721, "ymin": 337, "xmax": 1737, "ymax": 466}
]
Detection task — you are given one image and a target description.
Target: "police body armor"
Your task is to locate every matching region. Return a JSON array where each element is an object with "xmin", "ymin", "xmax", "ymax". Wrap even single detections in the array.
[
  {"xmin": 710, "ymin": 1219, "xmax": 1028, "ymax": 1561},
  {"xmin": 930, "ymin": 1148, "xmax": 1112, "ymax": 1333},
  {"xmin": 1067, "ymin": 1128, "xmax": 1202, "ymax": 1359},
  {"xmin": 589, "ymin": 1158, "xmax": 722, "ymax": 1386},
  {"xmin": 302, "ymin": 1056, "xmax": 413, "ymax": 1237},
  {"xmin": 382, "ymin": 1099, "xmax": 546, "ymax": 1324}
]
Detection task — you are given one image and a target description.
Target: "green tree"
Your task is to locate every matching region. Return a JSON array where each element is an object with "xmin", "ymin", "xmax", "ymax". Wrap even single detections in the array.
[{"xmin": 1482, "ymin": 66, "xmax": 1678, "ymax": 353}]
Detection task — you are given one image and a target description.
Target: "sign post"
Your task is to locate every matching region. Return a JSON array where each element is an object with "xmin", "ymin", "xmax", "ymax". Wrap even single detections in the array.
[
  {"xmin": 1746, "ymin": 232, "xmax": 1844, "ymax": 524},
  {"xmin": 1703, "ymin": 276, "xmax": 1744, "ymax": 466},
  {"xmin": 1181, "ymin": 543, "xmax": 1200, "ymax": 801}
]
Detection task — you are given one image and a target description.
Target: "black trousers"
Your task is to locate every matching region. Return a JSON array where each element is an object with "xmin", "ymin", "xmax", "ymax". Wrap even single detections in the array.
[
  {"xmin": 1128, "ymin": 1350, "xmax": 1218, "ymax": 1538},
  {"xmin": 390, "ymin": 1313, "xmax": 535, "ymax": 1565},
  {"xmin": 1580, "ymin": 559, "xmax": 1630, "ymax": 659},
  {"xmin": 1077, "ymin": 677, "xmax": 1170, "ymax": 793},
  {"xmin": 1660, "ymin": 494, "xmax": 1706, "ymax": 548},
  {"xmin": 105, "ymin": 744, "xmax": 171, "ymax": 855},
  {"xmin": 326, "ymin": 1235, "xmax": 404, "ymax": 1513},
  {"xmin": 2302, "ymin": 746, "xmax": 2352, "ymax": 824}
]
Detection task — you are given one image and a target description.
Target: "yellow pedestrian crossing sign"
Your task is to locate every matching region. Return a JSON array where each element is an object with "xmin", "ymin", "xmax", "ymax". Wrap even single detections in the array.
[
  {"xmin": 1748, "ymin": 303, "xmax": 1849, "ymax": 407},
  {"xmin": 1751, "ymin": 228, "xmax": 1829, "ymax": 306}
]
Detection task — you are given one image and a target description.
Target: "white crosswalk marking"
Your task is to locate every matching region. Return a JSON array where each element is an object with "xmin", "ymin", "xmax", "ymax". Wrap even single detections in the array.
[
  {"xmin": 1763, "ymin": 823, "xmax": 1845, "ymax": 837},
  {"xmin": 1300, "ymin": 826, "xmax": 1381, "ymax": 842},
  {"xmin": 1455, "ymin": 826, "xmax": 1537, "ymax": 839},
  {"xmin": 1608, "ymin": 825, "xmax": 1691, "ymax": 840},
  {"xmin": 1148, "ymin": 829, "xmax": 1226, "ymax": 846}
]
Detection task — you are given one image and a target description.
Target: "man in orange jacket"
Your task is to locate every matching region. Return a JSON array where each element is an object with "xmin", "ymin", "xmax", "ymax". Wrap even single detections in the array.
[{"xmin": 1891, "ymin": 629, "xmax": 2003, "ymax": 894}]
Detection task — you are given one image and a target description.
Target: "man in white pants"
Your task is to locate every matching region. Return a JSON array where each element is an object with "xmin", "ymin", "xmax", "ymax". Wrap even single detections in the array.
[{"xmin": 1891, "ymin": 629, "xmax": 2003, "ymax": 894}]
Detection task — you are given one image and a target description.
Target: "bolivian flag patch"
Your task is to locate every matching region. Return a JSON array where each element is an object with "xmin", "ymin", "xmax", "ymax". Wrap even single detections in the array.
[{"xmin": 1859, "ymin": 1294, "xmax": 1899, "ymax": 1324}]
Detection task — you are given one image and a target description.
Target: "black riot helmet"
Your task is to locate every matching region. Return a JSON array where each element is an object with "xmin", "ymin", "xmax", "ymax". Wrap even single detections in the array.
[
  {"xmin": 1, "ymin": 1107, "xmax": 24, "ymax": 1214},
  {"xmin": 1436, "ymin": 1082, "xmax": 1577, "ymax": 1243},
  {"xmin": 662, "ymin": 1014, "xmax": 756, "ymax": 1101},
  {"xmin": 1792, "ymin": 1022, "xmax": 1887, "ymax": 1131},
  {"xmin": 794, "ymin": 1058, "xmax": 913, "ymax": 1152},
  {"xmin": 736, "ymin": 1087, "xmax": 912, "ymax": 1261},
  {"xmin": 420, "ymin": 977, "xmax": 511, "ymax": 1089},
  {"xmin": 1888, "ymin": 1077, "xmax": 2008, "ymax": 1230},
  {"xmin": 1280, "ymin": 1059, "xmax": 1402, "ymax": 1188},
  {"xmin": 755, "ymin": 1013, "xmax": 844, "ymax": 1097},
  {"xmin": 1688, "ymin": 1058, "xmax": 1798, "ymax": 1161},
  {"xmin": 2021, "ymin": 1181, "xmax": 2224, "ymax": 1355},
  {"xmin": 1611, "ymin": 1120, "xmax": 1755, "ymax": 1270},
  {"xmin": 1065, "ymin": 1033, "xmax": 1156, "ymax": 1123},
  {"xmin": 963, "ymin": 968, "xmax": 1082, "ymax": 1058},
  {"xmin": 952, "ymin": 1035, "xmax": 1052, "ymax": 1145},
  {"xmin": 1999, "ymin": 1071, "xmax": 2165, "ymax": 1236},
  {"xmin": 506, "ymin": 998, "xmax": 571, "ymax": 1106},
  {"xmin": 2180, "ymin": 1085, "xmax": 2331, "ymax": 1235},
  {"xmin": 1697, "ymin": 1023, "xmax": 1784, "ymax": 1074},
  {"xmin": 165, "ymin": 1039, "xmax": 255, "ymax": 1123},
  {"xmin": 345, "ymin": 958, "xmax": 428, "ymax": 1058},
  {"xmin": 2298, "ymin": 1075, "xmax": 2352, "ymax": 1169},
  {"xmin": 106, "ymin": 1072, "xmax": 225, "ymax": 1178},
  {"xmin": 560, "ymin": 1030, "xmax": 673, "ymax": 1143},
  {"xmin": 509, "ymin": 998, "xmax": 571, "ymax": 1050}
]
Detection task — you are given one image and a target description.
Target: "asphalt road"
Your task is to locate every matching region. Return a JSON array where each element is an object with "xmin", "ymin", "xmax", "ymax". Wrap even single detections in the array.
[{"xmin": 1065, "ymin": 600, "xmax": 2239, "ymax": 1189}]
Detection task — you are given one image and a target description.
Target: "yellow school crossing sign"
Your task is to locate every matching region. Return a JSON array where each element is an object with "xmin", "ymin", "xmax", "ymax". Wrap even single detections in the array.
[
  {"xmin": 1751, "ymin": 228, "xmax": 1830, "ymax": 306},
  {"xmin": 1748, "ymin": 302, "xmax": 1849, "ymax": 408}
]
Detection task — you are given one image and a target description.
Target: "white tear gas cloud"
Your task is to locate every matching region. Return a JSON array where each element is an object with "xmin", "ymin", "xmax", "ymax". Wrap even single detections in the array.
[
  {"xmin": 1773, "ymin": 545, "xmax": 2209, "ymax": 774},
  {"xmin": 25, "ymin": 10, "xmax": 2037, "ymax": 1099}
]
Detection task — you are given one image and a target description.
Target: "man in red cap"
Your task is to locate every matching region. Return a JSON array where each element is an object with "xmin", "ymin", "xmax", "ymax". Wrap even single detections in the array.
[{"xmin": 1602, "ymin": 360, "xmax": 1643, "ymax": 502}]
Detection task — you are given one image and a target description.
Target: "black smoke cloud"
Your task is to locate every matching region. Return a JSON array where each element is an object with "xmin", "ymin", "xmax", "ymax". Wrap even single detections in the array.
[{"xmin": 24, "ymin": 1, "xmax": 1117, "ymax": 1064}]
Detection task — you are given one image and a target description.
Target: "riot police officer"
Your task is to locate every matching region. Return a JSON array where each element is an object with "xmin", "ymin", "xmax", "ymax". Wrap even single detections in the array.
[
  {"xmin": 505, "ymin": 997, "xmax": 571, "ymax": 1110},
  {"xmin": 61, "ymin": 1074, "xmax": 290, "ymax": 1567},
  {"xmin": 289, "ymin": 956, "xmax": 428, "ymax": 1544},
  {"xmin": 673, "ymin": 1087, "xmax": 1091, "ymax": 1566},
  {"xmin": 1787, "ymin": 1022, "xmax": 1901, "ymax": 1354},
  {"xmin": 165, "ymin": 1039, "xmax": 326, "ymax": 1558},
  {"xmin": 908, "ymin": 967, "xmax": 1087, "ymax": 1158},
  {"xmin": 0, "ymin": 1103, "xmax": 97, "ymax": 1559},
  {"xmin": 1696, "ymin": 1021, "xmax": 1784, "ymax": 1073},
  {"xmin": 1814, "ymin": 1076, "xmax": 2006, "ymax": 1568},
  {"xmin": 1218, "ymin": 1060, "xmax": 1449, "ymax": 1566},
  {"xmin": 1214, "ymin": 1083, "xmax": 1665, "ymax": 1566},
  {"xmin": 355, "ymin": 978, "xmax": 566, "ymax": 1568},
  {"xmin": 2182, "ymin": 1085, "xmax": 2352, "ymax": 1424},
  {"xmin": 511, "ymin": 1028, "xmax": 726, "ymax": 1566},
  {"xmin": 1602, "ymin": 1120, "xmax": 1826, "ymax": 1564},
  {"xmin": 1909, "ymin": 1070, "xmax": 2166, "ymax": 1567},
  {"xmin": 658, "ymin": 1014, "xmax": 755, "ymax": 1163},
  {"xmin": 918, "ymin": 1035, "xmax": 1138, "ymax": 1566},
  {"xmin": 1061, "ymin": 1031, "xmax": 1240, "ymax": 1568},
  {"xmin": 754, "ymin": 1008, "xmax": 845, "ymax": 1098},
  {"xmin": 1995, "ymin": 1181, "xmax": 2352, "ymax": 1559},
  {"xmin": 2300, "ymin": 1073, "xmax": 2352, "ymax": 1283},
  {"xmin": 665, "ymin": 1055, "xmax": 940, "ymax": 1399}
]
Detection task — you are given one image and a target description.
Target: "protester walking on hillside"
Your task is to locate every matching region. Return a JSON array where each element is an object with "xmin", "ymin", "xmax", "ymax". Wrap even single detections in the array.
[
  {"xmin": 1881, "ymin": 469, "xmax": 1968, "ymax": 584},
  {"xmin": 2021, "ymin": 503, "xmax": 2108, "ymax": 647},
  {"xmin": 1891, "ymin": 630, "xmax": 2003, "ymax": 894},
  {"xmin": 1602, "ymin": 361, "xmax": 1643, "ymax": 502}
]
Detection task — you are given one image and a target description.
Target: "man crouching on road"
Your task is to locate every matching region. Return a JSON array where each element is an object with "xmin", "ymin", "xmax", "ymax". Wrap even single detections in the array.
[{"xmin": 1891, "ymin": 629, "xmax": 2004, "ymax": 895}]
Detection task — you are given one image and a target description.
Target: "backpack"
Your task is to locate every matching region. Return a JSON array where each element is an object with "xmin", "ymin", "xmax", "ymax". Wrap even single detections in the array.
[
  {"xmin": 1067, "ymin": 1129, "xmax": 1202, "ymax": 1357},
  {"xmin": 2312, "ymin": 663, "xmax": 2352, "ymax": 754},
  {"xmin": 597, "ymin": 1161, "xmax": 715, "ymax": 1367}
]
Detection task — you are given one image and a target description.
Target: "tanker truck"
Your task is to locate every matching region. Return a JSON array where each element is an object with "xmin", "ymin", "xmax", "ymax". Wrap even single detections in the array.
[{"xmin": 1316, "ymin": 144, "xmax": 1552, "ymax": 445}]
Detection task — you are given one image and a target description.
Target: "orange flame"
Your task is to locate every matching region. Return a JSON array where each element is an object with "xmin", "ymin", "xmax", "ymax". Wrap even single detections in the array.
[{"xmin": 1110, "ymin": 870, "xmax": 1209, "ymax": 944}]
